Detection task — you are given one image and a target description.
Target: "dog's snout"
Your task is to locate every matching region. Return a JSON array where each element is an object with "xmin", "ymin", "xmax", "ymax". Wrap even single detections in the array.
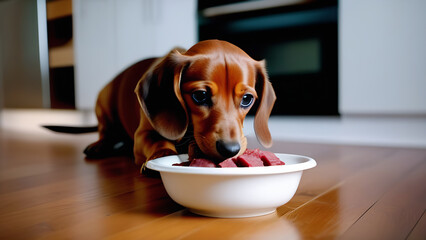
[{"xmin": 216, "ymin": 140, "xmax": 240, "ymax": 159}]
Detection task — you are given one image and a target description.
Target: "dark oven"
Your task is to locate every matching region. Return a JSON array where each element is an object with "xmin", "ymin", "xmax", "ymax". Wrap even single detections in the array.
[{"xmin": 198, "ymin": 0, "xmax": 338, "ymax": 115}]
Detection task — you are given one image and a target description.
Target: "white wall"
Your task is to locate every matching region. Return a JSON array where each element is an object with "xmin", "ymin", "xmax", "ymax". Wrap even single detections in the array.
[
  {"xmin": 339, "ymin": 0, "xmax": 426, "ymax": 115},
  {"xmin": 73, "ymin": 0, "xmax": 197, "ymax": 110}
]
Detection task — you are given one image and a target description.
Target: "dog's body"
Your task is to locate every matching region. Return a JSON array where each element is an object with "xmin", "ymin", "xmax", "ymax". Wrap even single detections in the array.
[{"xmin": 84, "ymin": 40, "xmax": 276, "ymax": 170}]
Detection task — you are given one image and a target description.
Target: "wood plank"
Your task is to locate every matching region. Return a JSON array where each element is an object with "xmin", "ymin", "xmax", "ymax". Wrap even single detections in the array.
[
  {"xmin": 282, "ymin": 148, "xmax": 426, "ymax": 239},
  {"xmin": 277, "ymin": 144, "xmax": 397, "ymax": 215},
  {"xmin": 38, "ymin": 198, "xmax": 183, "ymax": 240},
  {"xmin": 178, "ymin": 213, "xmax": 301, "ymax": 240},
  {"xmin": 341, "ymin": 161, "xmax": 426, "ymax": 239},
  {"xmin": 0, "ymin": 157, "xmax": 139, "ymax": 214},
  {"xmin": 105, "ymin": 210, "xmax": 215, "ymax": 240},
  {"xmin": 0, "ymin": 179, "xmax": 170, "ymax": 239},
  {"xmin": 407, "ymin": 210, "xmax": 426, "ymax": 240}
]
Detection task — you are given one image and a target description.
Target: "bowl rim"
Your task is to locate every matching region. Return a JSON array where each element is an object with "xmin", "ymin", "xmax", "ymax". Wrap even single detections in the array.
[{"xmin": 146, "ymin": 153, "xmax": 317, "ymax": 175}]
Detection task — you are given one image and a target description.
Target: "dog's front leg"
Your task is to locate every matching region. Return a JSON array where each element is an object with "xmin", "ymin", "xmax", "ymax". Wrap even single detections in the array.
[
  {"xmin": 133, "ymin": 116, "xmax": 178, "ymax": 172},
  {"xmin": 134, "ymin": 129, "xmax": 177, "ymax": 165}
]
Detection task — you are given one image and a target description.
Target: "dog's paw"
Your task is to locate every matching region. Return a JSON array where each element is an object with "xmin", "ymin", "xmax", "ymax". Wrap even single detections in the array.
[
  {"xmin": 84, "ymin": 139, "xmax": 132, "ymax": 159},
  {"xmin": 84, "ymin": 140, "xmax": 110, "ymax": 159},
  {"xmin": 148, "ymin": 149, "xmax": 178, "ymax": 161},
  {"xmin": 140, "ymin": 161, "xmax": 160, "ymax": 178},
  {"xmin": 140, "ymin": 149, "xmax": 177, "ymax": 177}
]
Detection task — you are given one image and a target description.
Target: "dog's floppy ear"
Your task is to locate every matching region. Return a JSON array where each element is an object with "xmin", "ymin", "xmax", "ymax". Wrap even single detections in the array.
[
  {"xmin": 254, "ymin": 60, "xmax": 276, "ymax": 148},
  {"xmin": 135, "ymin": 49, "xmax": 189, "ymax": 140}
]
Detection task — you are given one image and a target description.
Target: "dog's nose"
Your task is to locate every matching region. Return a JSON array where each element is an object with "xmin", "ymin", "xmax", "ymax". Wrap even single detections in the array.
[{"xmin": 216, "ymin": 140, "xmax": 240, "ymax": 158}]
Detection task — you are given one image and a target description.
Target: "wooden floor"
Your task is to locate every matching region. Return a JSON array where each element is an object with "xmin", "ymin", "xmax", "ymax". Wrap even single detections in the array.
[{"xmin": 0, "ymin": 129, "xmax": 425, "ymax": 239}]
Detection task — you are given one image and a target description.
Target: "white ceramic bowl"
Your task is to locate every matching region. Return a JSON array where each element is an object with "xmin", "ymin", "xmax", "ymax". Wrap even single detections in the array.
[{"xmin": 147, "ymin": 153, "xmax": 316, "ymax": 218}]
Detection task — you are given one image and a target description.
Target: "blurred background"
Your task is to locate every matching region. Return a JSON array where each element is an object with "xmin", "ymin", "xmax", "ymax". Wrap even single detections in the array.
[{"xmin": 1, "ymin": 0, "xmax": 425, "ymax": 148}]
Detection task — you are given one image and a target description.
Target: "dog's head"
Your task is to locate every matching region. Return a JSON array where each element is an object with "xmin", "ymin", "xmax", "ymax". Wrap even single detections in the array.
[{"xmin": 136, "ymin": 40, "xmax": 276, "ymax": 161}]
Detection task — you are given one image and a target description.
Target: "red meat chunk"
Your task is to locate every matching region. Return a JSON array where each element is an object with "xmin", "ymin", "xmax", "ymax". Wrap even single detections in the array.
[
  {"xmin": 218, "ymin": 158, "xmax": 238, "ymax": 168},
  {"xmin": 259, "ymin": 151, "xmax": 285, "ymax": 166},
  {"xmin": 173, "ymin": 149, "xmax": 284, "ymax": 168},
  {"xmin": 243, "ymin": 148, "xmax": 261, "ymax": 158},
  {"xmin": 235, "ymin": 154, "xmax": 264, "ymax": 167},
  {"xmin": 189, "ymin": 158, "xmax": 217, "ymax": 167}
]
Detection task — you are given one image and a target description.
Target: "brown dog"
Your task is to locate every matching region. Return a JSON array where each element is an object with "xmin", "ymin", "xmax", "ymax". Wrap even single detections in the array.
[{"xmin": 84, "ymin": 40, "xmax": 276, "ymax": 171}]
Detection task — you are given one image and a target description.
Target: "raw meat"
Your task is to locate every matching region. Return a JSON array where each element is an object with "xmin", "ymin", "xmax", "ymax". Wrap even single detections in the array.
[
  {"xmin": 235, "ymin": 154, "xmax": 264, "ymax": 167},
  {"xmin": 173, "ymin": 149, "xmax": 285, "ymax": 168},
  {"xmin": 259, "ymin": 151, "xmax": 285, "ymax": 166},
  {"xmin": 218, "ymin": 158, "xmax": 238, "ymax": 168},
  {"xmin": 189, "ymin": 158, "xmax": 217, "ymax": 167}
]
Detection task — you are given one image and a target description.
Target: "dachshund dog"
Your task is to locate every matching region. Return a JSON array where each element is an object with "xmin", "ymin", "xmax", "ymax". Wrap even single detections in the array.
[{"xmin": 83, "ymin": 40, "xmax": 276, "ymax": 172}]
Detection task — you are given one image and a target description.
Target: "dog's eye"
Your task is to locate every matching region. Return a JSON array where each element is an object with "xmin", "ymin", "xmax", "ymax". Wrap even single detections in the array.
[
  {"xmin": 240, "ymin": 94, "xmax": 254, "ymax": 108},
  {"xmin": 192, "ymin": 90, "xmax": 210, "ymax": 106}
]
